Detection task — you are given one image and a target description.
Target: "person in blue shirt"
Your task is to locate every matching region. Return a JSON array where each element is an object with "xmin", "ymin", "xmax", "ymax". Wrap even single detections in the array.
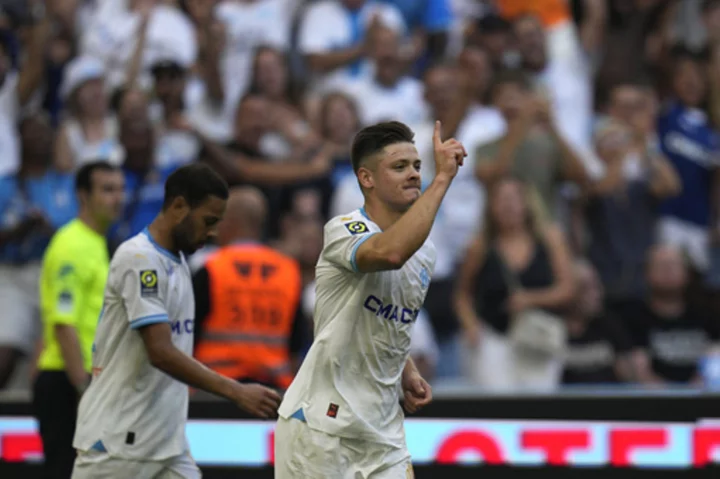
[
  {"xmin": 656, "ymin": 48, "xmax": 720, "ymax": 273},
  {"xmin": 384, "ymin": 0, "xmax": 453, "ymax": 72},
  {"xmin": 0, "ymin": 113, "xmax": 78, "ymax": 389},
  {"xmin": 108, "ymin": 114, "xmax": 178, "ymax": 252}
]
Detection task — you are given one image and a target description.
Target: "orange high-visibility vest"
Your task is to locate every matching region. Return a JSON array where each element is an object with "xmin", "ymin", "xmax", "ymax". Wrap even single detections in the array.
[
  {"xmin": 195, "ymin": 244, "xmax": 302, "ymax": 389},
  {"xmin": 496, "ymin": 0, "xmax": 570, "ymax": 28}
]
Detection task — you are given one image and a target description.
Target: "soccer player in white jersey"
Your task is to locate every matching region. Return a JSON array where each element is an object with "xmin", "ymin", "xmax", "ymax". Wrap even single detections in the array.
[
  {"xmin": 71, "ymin": 164, "xmax": 281, "ymax": 479},
  {"xmin": 276, "ymin": 121, "xmax": 466, "ymax": 477}
]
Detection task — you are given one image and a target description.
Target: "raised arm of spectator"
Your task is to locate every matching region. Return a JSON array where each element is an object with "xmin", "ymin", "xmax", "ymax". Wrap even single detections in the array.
[
  {"xmin": 543, "ymin": 99, "xmax": 590, "ymax": 189},
  {"xmin": 475, "ymin": 107, "xmax": 534, "ymax": 185},
  {"xmin": 124, "ymin": 3, "xmax": 152, "ymax": 89},
  {"xmin": 579, "ymin": 0, "xmax": 606, "ymax": 57},
  {"xmin": 299, "ymin": 3, "xmax": 373, "ymax": 74},
  {"xmin": 190, "ymin": 0, "xmax": 225, "ymax": 106},
  {"xmin": 197, "ymin": 128, "xmax": 331, "ymax": 186},
  {"xmin": 17, "ymin": 14, "xmax": 52, "ymax": 106}
]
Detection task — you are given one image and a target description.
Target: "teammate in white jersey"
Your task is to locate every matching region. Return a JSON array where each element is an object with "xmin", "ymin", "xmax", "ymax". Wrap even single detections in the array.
[
  {"xmin": 276, "ymin": 121, "xmax": 466, "ymax": 478},
  {"xmin": 72, "ymin": 164, "xmax": 281, "ymax": 479}
]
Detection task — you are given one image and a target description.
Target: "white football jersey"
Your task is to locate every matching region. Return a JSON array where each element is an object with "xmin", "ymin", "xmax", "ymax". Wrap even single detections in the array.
[
  {"xmin": 74, "ymin": 230, "xmax": 195, "ymax": 461},
  {"xmin": 278, "ymin": 209, "xmax": 436, "ymax": 448}
]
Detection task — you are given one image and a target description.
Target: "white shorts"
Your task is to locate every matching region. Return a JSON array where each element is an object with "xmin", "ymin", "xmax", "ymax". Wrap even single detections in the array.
[
  {"xmin": 274, "ymin": 417, "xmax": 414, "ymax": 479},
  {"xmin": 0, "ymin": 262, "xmax": 41, "ymax": 353},
  {"xmin": 657, "ymin": 216, "xmax": 709, "ymax": 272},
  {"xmin": 71, "ymin": 449, "xmax": 201, "ymax": 479}
]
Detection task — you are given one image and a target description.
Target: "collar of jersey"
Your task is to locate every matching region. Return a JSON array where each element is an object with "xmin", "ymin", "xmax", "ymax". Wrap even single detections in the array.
[
  {"xmin": 142, "ymin": 227, "xmax": 182, "ymax": 264},
  {"xmin": 359, "ymin": 207, "xmax": 383, "ymax": 231}
]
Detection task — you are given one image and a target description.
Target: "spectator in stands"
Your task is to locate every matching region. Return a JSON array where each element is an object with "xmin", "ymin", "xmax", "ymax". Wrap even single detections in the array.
[
  {"xmin": 0, "ymin": 12, "xmax": 51, "ymax": 177},
  {"xmin": 339, "ymin": 26, "xmax": 428, "ymax": 127},
  {"xmin": 656, "ymin": 48, "xmax": 720, "ymax": 273},
  {"xmin": 54, "ymin": 56, "xmax": 122, "ymax": 171},
  {"xmin": 579, "ymin": 83, "xmax": 680, "ymax": 320},
  {"xmin": 476, "ymin": 70, "xmax": 589, "ymax": 222},
  {"xmin": 108, "ymin": 113, "xmax": 174, "ymax": 250},
  {"xmin": 33, "ymin": 161, "xmax": 124, "ymax": 479},
  {"xmin": 298, "ymin": 0, "xmax": 407, "ymax": 93},
  {"xmin": 454, "ymin": 176, "xmax": 574, "ymax": 392},
  {"xmin": 384, "ymin": 0, "xmax": 453, "ymax": 68},
  {"xmin": 512, "ymin": 14, "xmax": 601, "ymax": 178},
  {"xmin": 248, "ymin": 46, "xmax": 317, "ymax": 159},
  {"xmin": 81, "ymin": 0, "xmax": 197, "ymax": 90},
  {"xmin": 562, "ymin": 260, "xmax": 635, "ymax": 386},
  {"xmin": 458, "ymin": 44, "xmax": 495, "ymax": 108},
  {"xmin": 150, "ymin": 56, "xmax": 201, "ymax": 168},
  {"xmin": 627, "ymin": 245, "xmax": 720, "ymax": 386},
  {"xmin": 319, "ymin": 92, "xmax": 362, "ymax": 190},
  {"xmin": 465, "ymin": 14, "xmax": 514, "ymax": 69},
  {"xmin": 194, "ymin": 187, "xmax": 304, "ymax": 390},
  {"xmin": 188, "ymin": 0, "xmax": 291, "ymax": 143},
  {"xmin": 0, "ymin": 113, "xmax": 79, "ymax": 389}
]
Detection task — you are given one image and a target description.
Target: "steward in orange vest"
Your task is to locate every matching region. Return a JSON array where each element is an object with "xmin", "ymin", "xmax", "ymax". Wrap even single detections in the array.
[
  {"xmin": 192, "ymin": 187, "xmax": 304, "ymax": 390},
  {"xmin": 194, "ymin": 244, "xmax": 302, "ymax": 390}
]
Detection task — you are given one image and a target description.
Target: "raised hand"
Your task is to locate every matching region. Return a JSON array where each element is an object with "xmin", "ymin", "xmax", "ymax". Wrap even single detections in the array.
[{"xmin": 432, "ymin": 120, "xmax": 466, "ymax": 181}]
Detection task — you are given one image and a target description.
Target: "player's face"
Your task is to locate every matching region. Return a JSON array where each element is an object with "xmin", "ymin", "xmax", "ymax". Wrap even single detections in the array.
[
  {"xmin": 172, "ymin": 195, "xmax": 226, "ymax": 255},
  {"xmin": 87, "ymin": 170, "xmax": 126, "ymax": 226},
  {"xmin": 360, "ymin": 142, "xmax": 422, "ymax": 212}
]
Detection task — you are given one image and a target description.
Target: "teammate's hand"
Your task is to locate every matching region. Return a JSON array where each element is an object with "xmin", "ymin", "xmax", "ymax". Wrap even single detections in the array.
[
  {"xmin": 402, "ymin": 373, "xmax": 432, "ymax": 414},
  {"xmin": 232, "ymin": 383, "xmax": 282, "ymax": 419},
  {"xmin": 432, "ymin": 120, "xmax": 466, "ymax": 181}
]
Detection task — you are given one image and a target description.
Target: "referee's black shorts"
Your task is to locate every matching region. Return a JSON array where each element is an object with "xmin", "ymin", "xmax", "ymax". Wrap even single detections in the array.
[{"xmin": 32, "ymin": 370, "xmax": 78, "ymax": 479}]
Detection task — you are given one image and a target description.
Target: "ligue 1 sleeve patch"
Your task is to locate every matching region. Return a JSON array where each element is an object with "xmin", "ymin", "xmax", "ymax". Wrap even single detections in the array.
[
  {"xmin": 344, "ymin": 221, "xmax": 368, "ymax": 235},
  {"xmin": 139, "ymin": 270, "xmax": 159, "ymax": 297}
]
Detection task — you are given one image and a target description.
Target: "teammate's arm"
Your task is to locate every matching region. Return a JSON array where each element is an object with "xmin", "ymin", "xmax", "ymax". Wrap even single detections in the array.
[
  {"xmin": 137, "ymin": 324, "xmax": 280, "ymax": 417},
  {"xmin": 354, "ymin": 121, "xmax": 465, "ymax": 273},
  {"xmin": 120, "ymin": 256, "xmax": 281, "ymax": 418}
]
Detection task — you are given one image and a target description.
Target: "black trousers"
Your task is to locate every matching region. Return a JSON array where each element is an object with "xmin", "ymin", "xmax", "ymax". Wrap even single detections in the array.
[{"xmin": 32, "ymin": 370, "xmax": 79, "ymax": 479}]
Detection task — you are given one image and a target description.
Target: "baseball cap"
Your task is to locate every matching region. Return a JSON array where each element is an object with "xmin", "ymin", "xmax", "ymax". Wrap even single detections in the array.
[{"xmin": 60, "ymin": 56, "xmax": 105, "ymax": 100}]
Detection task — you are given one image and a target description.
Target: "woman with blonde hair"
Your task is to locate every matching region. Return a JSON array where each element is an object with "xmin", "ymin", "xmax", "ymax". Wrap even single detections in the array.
[{"xmin": 454, "ymin": 175, "xmax": 575, "ymax": 392}]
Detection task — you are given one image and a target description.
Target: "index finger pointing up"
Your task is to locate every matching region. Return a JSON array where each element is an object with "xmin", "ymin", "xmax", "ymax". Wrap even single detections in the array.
[{"xmin": 433, "ymin": 120, "xmax": 442, "ymax": 148}]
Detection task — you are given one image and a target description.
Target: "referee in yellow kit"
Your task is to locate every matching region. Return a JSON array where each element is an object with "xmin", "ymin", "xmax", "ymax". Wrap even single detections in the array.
[{"xmin": 33, "ymin": 162, "xmax": 124, "ymax": 479}]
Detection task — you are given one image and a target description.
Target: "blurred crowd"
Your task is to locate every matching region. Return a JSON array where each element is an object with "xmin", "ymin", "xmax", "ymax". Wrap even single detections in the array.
[{"xmin": 2, "ymin": 0, "xmax": 720, "ymax": 395}]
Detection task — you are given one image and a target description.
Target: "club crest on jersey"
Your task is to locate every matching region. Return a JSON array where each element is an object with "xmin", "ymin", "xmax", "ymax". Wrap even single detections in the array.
[
  {"xmin": 344, "ymin": 221, "xmax": 368, "ymax": 235},
  {"xmin": 139, "ymin": 270, "xmax": 158, "ymax": 297}
]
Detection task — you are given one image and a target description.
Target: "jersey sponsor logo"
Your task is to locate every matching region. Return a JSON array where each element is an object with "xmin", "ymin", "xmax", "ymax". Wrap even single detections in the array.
[
  {"xmin": 139, "ymin": 270, "xmax": 158, "ymax": 297},
  {"xmin": 344, "ymin": 221, "xmax": 368, "ymax": 235},
  {"xmin": 364, "ymin": 295, "xmax": 419, "ymax": 324},
  {"xmin": 171, "ymin": 318, "xmax": 194, "ymax": 335},
  {"xmin": 326, "ymin": 403, "xmax": 339, "ymax": 418}
]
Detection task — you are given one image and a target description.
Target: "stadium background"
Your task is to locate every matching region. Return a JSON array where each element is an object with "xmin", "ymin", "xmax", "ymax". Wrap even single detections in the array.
[{"xmin": 2, "ymin": 0, "xmax": 720, "ymax": 477}]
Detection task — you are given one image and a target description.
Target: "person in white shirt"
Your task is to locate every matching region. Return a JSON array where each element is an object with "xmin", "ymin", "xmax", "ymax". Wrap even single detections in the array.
[
  {"xmin": 299, "ymin": 0, "xmax": 406, "ymax": 94},
  {"xmin": 339, "ymin": 26, "xmax": 428, "ymax": 126},
  {"xmin": 71, "ymin": 164, "xmax": 280, "ymax": 479},
  {"xmin": 275, "ymin": 120, "xmax": 466, "ymax": 478}
]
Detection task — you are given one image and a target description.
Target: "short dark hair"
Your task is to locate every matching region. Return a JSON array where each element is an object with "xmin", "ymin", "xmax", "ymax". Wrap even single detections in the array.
[
  {"xmin": 162, "ymin": 163, "xmax": 229, "ymax": 210},
  {"xmin": 75, "ymin": 161, "xmax": 118, "ymax": 193},
  {"xmin": 475, "ymin": 14, "xmax": 511, "ymax": 35},
  {"xmin": 488, "ymin": 69, "xmax": 532, "ymax": 99},
  {"xmin": 351, "ymin": 121, "xmax": 415, "ymax": 172}
]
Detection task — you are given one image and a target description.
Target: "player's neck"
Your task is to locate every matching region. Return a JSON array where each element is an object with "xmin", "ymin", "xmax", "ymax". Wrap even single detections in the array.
[
  {"xmin": 147, "ymin": 220, "xmax": 178, "ymax": 255},
  {"xmin": 78, "ymin": 210, "xmax": 108, "ymax": 236},
  {"xmin": 361, "ymin": 202, "xmax": 403, "ymax": 231}
]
